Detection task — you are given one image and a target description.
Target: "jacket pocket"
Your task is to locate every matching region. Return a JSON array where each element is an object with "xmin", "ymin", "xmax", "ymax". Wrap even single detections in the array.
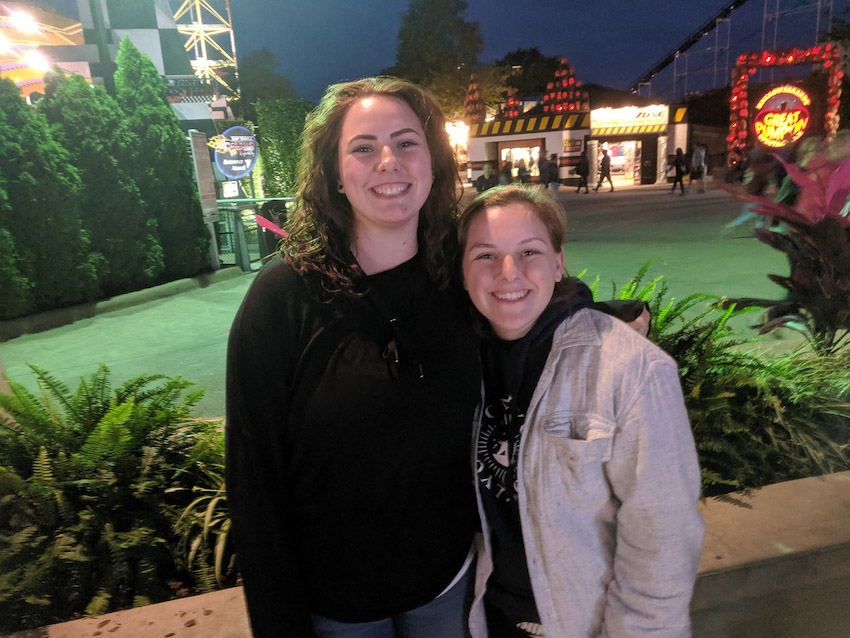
[{"xmin": 543, "ymin": 413, "xmax": 614, "ymax": 464}]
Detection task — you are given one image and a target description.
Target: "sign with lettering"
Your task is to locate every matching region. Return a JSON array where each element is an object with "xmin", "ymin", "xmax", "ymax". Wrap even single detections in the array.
[
  {"xmin": 753, "ymin": 85, "xmax": 812, "ymax": 148},
  {"xmin": 563, "ymin": 138, "xmax": 583, "ymax": 153},
  {"xmin": 209, "ymin": 126, "xmax": 258, "ymax": 179},
  {"xmin": 591, "ymin": 104, "xmax": 669, "ymax": 129}
]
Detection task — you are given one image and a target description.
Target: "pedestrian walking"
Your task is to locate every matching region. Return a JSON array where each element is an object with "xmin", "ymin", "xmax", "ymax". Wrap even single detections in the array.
[
  {"xmin": 546, "ymin": 153, "xmax": 560, "ymax": 195},
  {"xmin": 669, "ymin": 148, "xmax": 687, "ymax": 196},
  {"xmin": 593, "ymin": 148, "xmax": 613, "ymax": 192},
  {"xmin": 499, "ymin": 159, "xmax": 513, "ymax": 185},
  {"xmin": 517, "ymin": 158, "xmax": 530, "ymax": 184},
  {"xmin": 576, "ymin": 151, "xmax": 590, "ymax": 194},
  {"xmin": 688, "ymin": 143, "xmax": 707, "ymax": 193}
]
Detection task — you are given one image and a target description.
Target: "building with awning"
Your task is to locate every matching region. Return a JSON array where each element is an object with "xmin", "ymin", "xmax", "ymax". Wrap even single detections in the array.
[{"xmin": 465, "ymin": 61, "xmax": 692, "ymax": 187}]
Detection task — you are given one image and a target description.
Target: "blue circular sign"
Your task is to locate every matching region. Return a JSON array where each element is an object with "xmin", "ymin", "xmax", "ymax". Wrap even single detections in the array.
[{"xmin": 211, "ymin": 126, "xmax": 258, "ymax": 179}]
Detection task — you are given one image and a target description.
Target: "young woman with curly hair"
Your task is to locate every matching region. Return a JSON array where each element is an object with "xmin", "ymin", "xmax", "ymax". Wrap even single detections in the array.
[{"xmin": 226, "ymin": 77, "xmax": 480, "ymax": 638}]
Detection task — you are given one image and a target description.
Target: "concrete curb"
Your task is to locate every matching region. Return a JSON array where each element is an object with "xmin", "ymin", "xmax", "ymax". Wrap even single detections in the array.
[
  {"xmin": 0, "ymin": 267, "xmax": 248, "ymax": 342},
  {"xmin": 11, "ymin": 471, "xmax": 850, "ymax": 638}
]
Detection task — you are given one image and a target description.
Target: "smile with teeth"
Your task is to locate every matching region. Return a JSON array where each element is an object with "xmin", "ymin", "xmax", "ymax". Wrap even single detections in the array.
[
  {"xmin": 371, "ymin": 183, "xmax": 410, "ymax": 196},
  {"xmin": 493, "ymin": 290, "xmax": 530, "ymax": 301}
]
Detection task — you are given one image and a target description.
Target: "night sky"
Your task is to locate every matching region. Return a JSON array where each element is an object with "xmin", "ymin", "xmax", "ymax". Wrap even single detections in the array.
[{"xmin": 44, "ymin": 0, "xmax": 850, "ymax": 103}]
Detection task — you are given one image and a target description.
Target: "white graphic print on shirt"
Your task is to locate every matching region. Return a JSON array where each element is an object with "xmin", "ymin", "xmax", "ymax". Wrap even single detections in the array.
[{"xmin": 476, "ymin": 395, "xmax": 523, "ymax": 503}]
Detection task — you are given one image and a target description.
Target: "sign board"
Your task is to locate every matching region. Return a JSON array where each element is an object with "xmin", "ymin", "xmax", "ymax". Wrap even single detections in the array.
[
  {"xmin": 209, "ymin": 125, "xmax": 258, "ymax": 180},
  {"xmin": 753, "ymin": 85, "xmax": 812, "ymax": 148},
  {"xmin": 188, "ymin": 130, "xmax": 219, "ymax": 223},
  {"xmin": 591, "ymin": 104, "xmax": 669, "ymax": 129},
  {"xmin": 563, "ymin": 138, "xmax": 583, "ymax": 153},
  {"xmin": 222, "ymin": 180, "xmax": 240, "ymax": 199}
]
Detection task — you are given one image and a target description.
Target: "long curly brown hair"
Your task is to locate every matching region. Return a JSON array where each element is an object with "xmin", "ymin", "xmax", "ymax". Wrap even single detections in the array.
[{"xmin": 281, "ymin": 77, "xmax": 462, "ymax": 296}]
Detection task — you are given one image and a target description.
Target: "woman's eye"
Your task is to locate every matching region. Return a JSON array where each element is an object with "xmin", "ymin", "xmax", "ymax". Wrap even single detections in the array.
[
  {"xmin": 352, "ymin": 145, "xmax": 372, "ymax": 153},
  {"xmin": 399, "ymin": 139, "xmax": 417, "ymax": 148},
  {"xmin": 523, "ymin": 249, "xmax": 541, "ymax": 257},
  {"xmin": 473, "ymin": 252, "xmax": 494, "ymax": 260}
]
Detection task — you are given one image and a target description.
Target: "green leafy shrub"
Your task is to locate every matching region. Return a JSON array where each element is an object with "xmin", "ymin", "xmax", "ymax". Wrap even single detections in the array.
[
  {"xmin": 256, "ymin": 98, "xmax": 313, "ymax": 196},
  {"xmin": 0, "ymin": 365, "xmax": 221, "ymax": 633},
  {"xmin": 39, "ymin": 71, "xmax": 164, "ymax": 295},
  {"xmin": 114, "ymin": 37, "xmax": 209, "ymax": 281},
  {"xmin": 721, "ymin": 143, "xmax": 850, "ymax": 354},
  {"xmin": 0, "ymin": 78, "xmax": 97, "ymax": 317},
  {"xmin": 586, "ymin": 262, "xmax": 850, "ymax": 496},
  {"xmin": 166, "ymin": 430, "xmax": 236, "ymax": 593}
]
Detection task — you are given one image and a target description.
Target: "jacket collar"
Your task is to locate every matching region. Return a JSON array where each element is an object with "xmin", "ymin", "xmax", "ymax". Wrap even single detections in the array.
[{"xmin": 550, "ymin": 308, "xmax": 601, "ymax": 350}]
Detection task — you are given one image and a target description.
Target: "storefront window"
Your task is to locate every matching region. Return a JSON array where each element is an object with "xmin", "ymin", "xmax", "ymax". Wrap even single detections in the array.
[
  {"xmin": 500, "ymin": 144, "xmax": 541, "ymax": 179},
  {"xmin": 600, "ymin": 141, "xmax": 638, "ymax": 183}
]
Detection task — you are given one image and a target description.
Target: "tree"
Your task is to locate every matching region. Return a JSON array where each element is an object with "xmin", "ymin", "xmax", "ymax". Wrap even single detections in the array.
[
  {"xmin": 425, "ymin": 65, "xmax": 510, "ymax": 121},
  {"xmin": 384, "ymin": 0, "xmax": 483, "ymax": 85},
  {"xmin": 496, "ymin": 48, "xmax": 562, "ymax": 98},
  {"xmin": 255, "ymin": 98, "xmax": 313, "ymax": 196},
  {"xmin": 39, "ymin": 71, "xmax": 164, "ymax": 295},
  {"xmin": 113, "ymin": 37, "xmax": 209, "ymax": 281},
  {"xmin": 0, "ymin": 79, "xmax": 97, "ymax": 318},
  {"xmin": 229, "ymin": 48, "xmax": 298, "ymax": 123}
]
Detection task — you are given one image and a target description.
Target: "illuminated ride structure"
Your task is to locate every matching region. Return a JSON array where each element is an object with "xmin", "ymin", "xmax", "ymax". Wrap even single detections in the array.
[
  {"xmin": 728, "ymin": 43, "xmax": 843, "ymax": 158},
  {"xmin": 172, "ymin": 0, "xmax": 237, "ymax": 92},
  {"xmin": 0, "ymin": 2, "xmax": 88, "ymax": 98}
]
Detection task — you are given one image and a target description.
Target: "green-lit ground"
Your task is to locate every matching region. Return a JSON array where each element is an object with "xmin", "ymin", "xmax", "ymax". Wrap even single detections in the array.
[{"xmin": 0, "ymin": 180, "xmax": 789, "ymax": 418}]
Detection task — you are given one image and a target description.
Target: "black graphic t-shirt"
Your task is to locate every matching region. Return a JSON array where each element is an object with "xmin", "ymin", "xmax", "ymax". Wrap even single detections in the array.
[
  {"xmin": 478, "ymin": 336, "xmax": 541, "ymax": 631},
  {"xmin": 477, "ymin": 284, "xmax": 593, "ymax": 636}
]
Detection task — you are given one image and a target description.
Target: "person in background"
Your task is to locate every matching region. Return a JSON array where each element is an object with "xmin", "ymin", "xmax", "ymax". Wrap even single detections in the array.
[
  {"xmin": 500, "ymin": 160, "xmax": 514, "ymax": 185},
  {"xmin": 536, "ymin": 154, "xmax": 551, "ymax": 191},
  {"xmin": 459, "ymin": 185, "xmax": 704, "ymax": 638},
  {"xmin": 546, "ymin": 153, "xmax": 560, "ymax": 196},
  {"xmin": 516, "ymin": 159, "xmax": 530, "ymax": 184},
  {"xmin": 226, "ymin": 77, "xmax": 480, "ymax": 638},
  {"xmin": 669, "ymin": 147, "xmax": 687, "ymax": 196},
  {"xmin": 593, "ymin": 148, "xmax": 613, "ymax": 192},
  {"xmin": 475, "ymin": 162, "xmax": 499, "ymax": 194},
  {"xmin": 689, "ymin": 142, "xmax": 707, "ymax": 193},
  {"xmin": 575, "ymin": 150, "xmax": 590, "ymax": 194}
]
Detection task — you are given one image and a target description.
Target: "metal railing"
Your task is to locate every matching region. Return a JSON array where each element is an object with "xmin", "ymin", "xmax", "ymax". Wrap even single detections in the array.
[{"xmin": 215, "ymin": 197, "xmax": 293, "ymax": 272}]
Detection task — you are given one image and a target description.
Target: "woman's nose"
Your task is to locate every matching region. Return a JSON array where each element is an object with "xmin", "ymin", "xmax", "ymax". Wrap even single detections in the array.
[
  {"xmin": 378, "ymin": 145, "xmax": 400, "ymax": 170},
  {"xmin": 500, "ymin": 255, "xmax": 519, "ymax": 280}
]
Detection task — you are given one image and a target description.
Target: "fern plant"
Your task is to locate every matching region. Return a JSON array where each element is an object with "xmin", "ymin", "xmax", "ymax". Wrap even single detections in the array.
[
  {"xmin": 166, "ymin": 429, "xmax": 237, "ymax": 592},
  {"xmin": 584, "ymin": 262, "xmax": 850, "ymax": 496},
  {"xmin": 0, "ymin": 364, "xmax": 221, "ymax": 633}
]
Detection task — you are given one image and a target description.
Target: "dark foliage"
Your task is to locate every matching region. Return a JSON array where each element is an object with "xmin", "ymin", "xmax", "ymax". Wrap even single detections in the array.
[
  {"xmin": 0, "ymin": 365, "xmax": 220, "ymax": 633},
  {"xmin": 113, "ymin": 38, "xmax": 209, "ymax": 281},
  {"xmin": 0, "ymin": 79, "xmax": 97, "ymax": 318},
  {"xmin": 39, "ymin": 71, "xmax": 164, "ymax": 294}
]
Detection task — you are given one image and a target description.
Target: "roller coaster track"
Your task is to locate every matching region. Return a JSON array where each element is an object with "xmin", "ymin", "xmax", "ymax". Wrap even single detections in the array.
[{"xmin": 627, "ymin": 0, "xmax": 754, "ymax": 92}]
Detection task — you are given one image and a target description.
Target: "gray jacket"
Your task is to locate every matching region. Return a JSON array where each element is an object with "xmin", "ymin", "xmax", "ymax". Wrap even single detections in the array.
[{"xmin": 470, "ymin": 308, "xmax": 704, "ymax": 637}]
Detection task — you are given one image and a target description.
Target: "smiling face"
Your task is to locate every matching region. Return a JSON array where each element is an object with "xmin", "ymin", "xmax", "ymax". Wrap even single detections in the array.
[
  {"xmin": 462, "ymin": 202, "xmax": 565, "ymax": 341},
  {"xmin": 337, "ymin": 95, "xmax": 433, "ymax": 240}
]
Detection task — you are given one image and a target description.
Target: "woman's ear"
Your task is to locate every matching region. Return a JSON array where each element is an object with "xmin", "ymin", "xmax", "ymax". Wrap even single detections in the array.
[{"xmin": 555, "ymin": 250, "xmax": 565, "ymax": 281}]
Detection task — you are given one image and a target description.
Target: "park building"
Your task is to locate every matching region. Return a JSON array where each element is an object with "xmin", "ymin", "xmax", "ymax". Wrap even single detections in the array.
[{"xmin": 464, "ymin": 58, "xmax": 697, "ymax": 189}]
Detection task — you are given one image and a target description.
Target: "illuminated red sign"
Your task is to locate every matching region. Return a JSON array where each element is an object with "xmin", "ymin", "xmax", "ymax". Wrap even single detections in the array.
[{"xmin": 753, "ymin": 85, "xmax": 812, "ymax": 148}]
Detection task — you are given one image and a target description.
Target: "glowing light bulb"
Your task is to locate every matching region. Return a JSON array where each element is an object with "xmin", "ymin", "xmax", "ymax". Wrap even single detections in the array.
[
  {"xmin": 21, "ymin": 49, "xmax": 49, "ymax": 72},
  {"xmin": 10, "ymin": 11, "xmax": 38, "ymax": 33}
]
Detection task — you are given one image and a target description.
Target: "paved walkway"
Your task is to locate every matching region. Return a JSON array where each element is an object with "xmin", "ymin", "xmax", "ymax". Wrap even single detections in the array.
[{"xmin": 0, "ymin": 182, "xmax": 788, "ymax": 419}]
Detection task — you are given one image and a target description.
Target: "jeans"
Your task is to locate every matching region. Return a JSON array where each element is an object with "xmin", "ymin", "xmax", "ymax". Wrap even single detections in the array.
[{"xmin": 310, "ymin": 564, "xmax": 474, "ymax": 638}]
